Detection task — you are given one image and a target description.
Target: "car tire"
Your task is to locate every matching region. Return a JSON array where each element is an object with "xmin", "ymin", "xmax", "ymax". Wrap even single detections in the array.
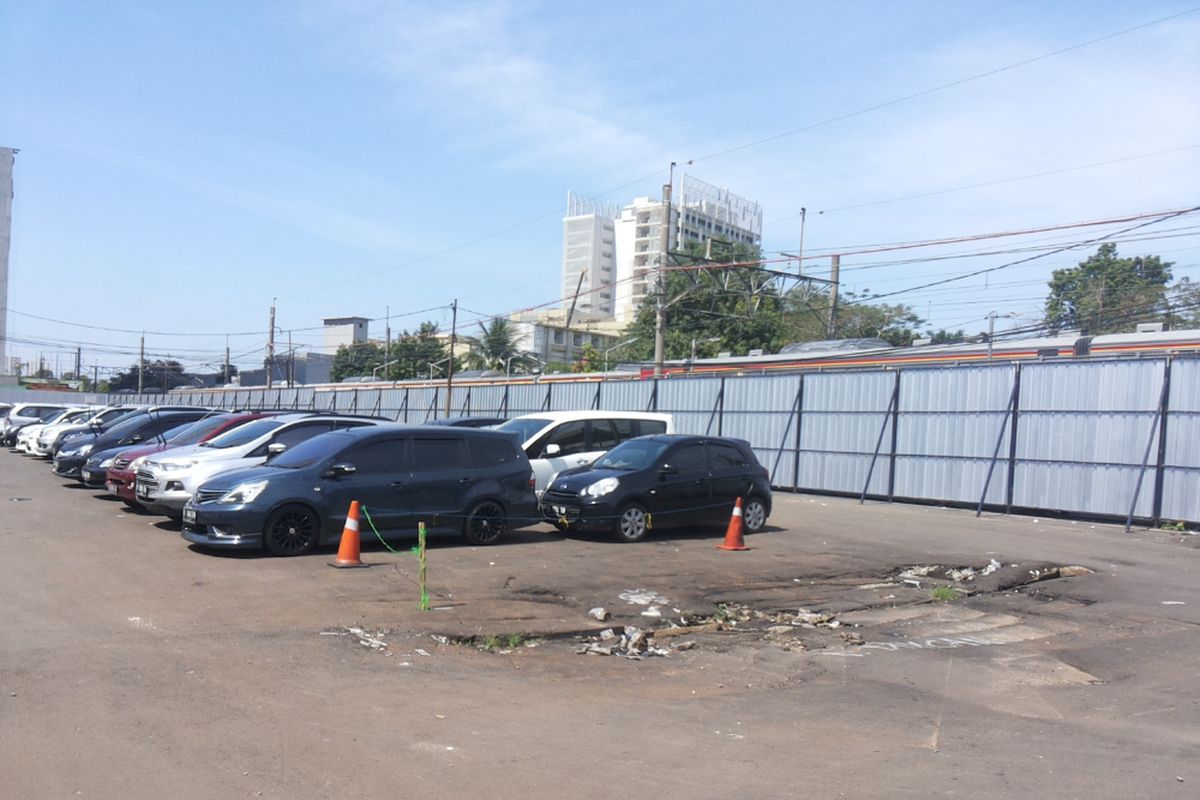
[
  {"xmin": 263, "ymin": 504, "xmax": 321, "ymax": 556},
  {"xmin": 463, "ymin": 500, "xmax": 507, "ymax": 545},
  {"xmin": 743, "ymin": 495, "xmax": 768, "ymax": 534},
  {"xmin": 613, "ymin": 502, "xmax": 648, "ymax": 543}
]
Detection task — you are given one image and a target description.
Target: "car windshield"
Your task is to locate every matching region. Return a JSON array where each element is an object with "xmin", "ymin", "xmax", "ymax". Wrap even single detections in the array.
[
  {"xmin": 98, "ymin": 413, "xmax": 149, "ymax": 442},
  {"xmin": 201, "ymin": 417, "xmax": 286, "ymax": 449},
  {"xmin": 166, "ymin": 414, "xmax": 236, "ymax": 446},
  {"xmin": 267, "ymin": 432, "xmax": 352, "ymax": 469},
  {"xmin": 94, "ymin": 408, "xmax": 135, "ymax": 427},
  {"xmin": 43, "ymin": 409, "xmax": 75, "ymax": 425},
  {"xmin": 495, "ymin": 417, "xmax": 551, "ymax": 443},
  {"xmin": 593, "ymin": 439, "xmax": 672, "ymax": 471}
]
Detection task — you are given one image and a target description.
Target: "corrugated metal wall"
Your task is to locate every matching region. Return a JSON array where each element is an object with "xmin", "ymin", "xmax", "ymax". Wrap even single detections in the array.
[{"xmin": 67, "ymin": 355, "xmax": 1200, "ymax": 525}]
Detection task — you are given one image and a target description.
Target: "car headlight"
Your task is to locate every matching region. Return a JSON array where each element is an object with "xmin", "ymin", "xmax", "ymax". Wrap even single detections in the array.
[
  {"xmin": 158, "ymin": 459, "xmax": 196, "ymax": 471},
  {"xmin": 78, "ymin": 444, "xmax": 93, "ymax": 457},
  {"xmin": 217, "ymin": 480, "xmax": 268, "ymax": 505},
  {"xmin": 98, "ymin": 457, "xmax": 115, "ymax": 469},
  {"xmin": 129, "ymin": 456, "xmax": 146, "ymax": 471},
  {"xmin": 582, "ymin": 477, "xmax": 619, "ymax": 498}
]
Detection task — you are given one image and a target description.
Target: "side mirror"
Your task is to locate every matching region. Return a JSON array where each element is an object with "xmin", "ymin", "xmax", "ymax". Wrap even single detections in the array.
[
  {"xmin": 544, "ymin": 443, "xmax": 562, "ymax": 457},
  {"xmin": 267, "ymin": 442, "xmax": 287, "ymax": 455},
  {"xmin": 325, "ymin": 463, "xmax": 357, "ymax": 477},
  {"xmin": 129, "ymin": 434, "xmax": 143, "ymax": 443}
]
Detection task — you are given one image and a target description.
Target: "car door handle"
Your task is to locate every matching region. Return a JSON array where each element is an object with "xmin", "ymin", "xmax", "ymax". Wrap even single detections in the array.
[
  {"xmin": 390, "ymin": 481, "xmax": 405, "ymax": 488},
  {"xmin": 458, "ymin": 477, "xmax": 473, "ymax": 485},
  {"xmin": 575, "ymin": 458, "xmax": 589, "ymax": 465}
]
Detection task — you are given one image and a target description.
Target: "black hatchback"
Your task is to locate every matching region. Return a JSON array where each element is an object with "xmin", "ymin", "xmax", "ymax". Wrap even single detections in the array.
[
  {"xmin": 540, "ymin": 434, "xmax": 772, "ymax": 542},
  {"xmin": 182, "ymin": 425, "xmax": 539, "ymax": 556}
]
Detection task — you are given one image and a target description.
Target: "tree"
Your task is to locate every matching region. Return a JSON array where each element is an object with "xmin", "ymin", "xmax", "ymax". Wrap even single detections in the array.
[
  {"xmin": 108, "ymin": 359, "xmax": 186, "ymax": 391},
  {"xmin": 571, "ymin": 343, "xmax": 601, "ymax": 373},
  {"xmin": 330, "ymin": 342, "xmax": 384, "ymax": 382},
  {"xmin": 926, "ymin": 329, "xmax": 966, "ymax": 344},
  {"xmin": 382, "ymin": 321, "xmax": 451, "ymax": 380},
  {"xmin": 1044, "ymin": 244, "xmax": 1174, "ymax": 334},
  {"xmin": 780, "ymin": 287, "xmax": 925, "ymax": 347},
  {"xmin": 622, "ymin": 241, "xmax": 790, "ymax": 360},
  {"xmin": 463, "ymin": 318, "xmax": 536, "ymax": 373}
]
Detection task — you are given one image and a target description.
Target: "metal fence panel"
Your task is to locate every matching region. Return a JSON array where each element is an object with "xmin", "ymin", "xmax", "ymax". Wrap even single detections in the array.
[
  {"xmin": 1013, "ymin": 360, "xmax": 1165, "ymax": 517},
  {"xmin": 548, "ymin": 381, "xmax": 599, "ymax": 413},
  {"xmin": 597, "ymin": 380, "xmax": 655, "ymax": 413},
  {"xmin": 656, "ymin": 378, "xmax": 724, "ymax": 437},
  {"xmin": 798, "ymin": 371, "xmax": 895, "ymax": 494}
]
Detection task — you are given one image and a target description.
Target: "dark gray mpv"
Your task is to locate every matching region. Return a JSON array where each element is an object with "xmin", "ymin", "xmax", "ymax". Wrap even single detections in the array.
[{"xmin": 181, "ymin": 426, "xmax": 538, "ymax": 556}]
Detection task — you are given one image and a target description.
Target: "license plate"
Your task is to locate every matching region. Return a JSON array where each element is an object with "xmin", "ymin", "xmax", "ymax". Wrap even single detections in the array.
[
  {"xmin": 82, "ymin": 470, "xmax": 93, "ymax": 482},
  {"xmin": 183, "ymin": 507, "xmax": 197, "ymax": 525},
  {"xmin": 136, "ymin": 482, "xmax": 152, "ymax": 498},
  {"xmin": 106, "ymin": 481, "xmax": 117, "ymax": 493}
]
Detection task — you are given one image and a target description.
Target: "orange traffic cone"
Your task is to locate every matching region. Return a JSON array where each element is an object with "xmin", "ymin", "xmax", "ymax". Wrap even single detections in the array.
[
  {"xmin": 329, "ymin": 500, "xmax": 369, "ymax": 568},
  {"xmin": 718, "ymin": 497, "xmax": 750, "ymax": 551}
]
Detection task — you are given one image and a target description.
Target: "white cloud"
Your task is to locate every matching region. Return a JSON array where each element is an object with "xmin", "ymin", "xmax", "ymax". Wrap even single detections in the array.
[{"xmin": 312, "ymin": 1, "xmax": 675, "ymax": 180}]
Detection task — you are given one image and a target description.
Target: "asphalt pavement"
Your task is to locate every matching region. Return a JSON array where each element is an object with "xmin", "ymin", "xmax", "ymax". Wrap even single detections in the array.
[{"xmin": 2, "ymin": 452, "xmax": 1198, "ymax": 799}]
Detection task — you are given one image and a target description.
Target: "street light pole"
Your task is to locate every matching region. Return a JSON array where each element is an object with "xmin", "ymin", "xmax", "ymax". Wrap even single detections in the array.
[{"xmin": 603, "ymin": 337, "xmax": 640, "ymax": 372}]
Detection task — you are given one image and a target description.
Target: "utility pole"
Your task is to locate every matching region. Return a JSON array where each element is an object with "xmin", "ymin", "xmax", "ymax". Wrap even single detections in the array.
[
  {"xmin": 827, "ymin": 254, "xmax": 841, "ymax": 337},
  {"xmin": 224, "ymin": 336, "xmax": 230, "ymax": 385},
  {"xmin": 797, "ymin": 207, "xmax": 807, "ymax": 275},
  {"xmin": 137, "ymin": 335, "xmax": 145, "ymax": 394},
  {"xmin": 654, "ymin": 162, "xmax": 675, "ymax": 378},
  {"xmin": 563, "ymin": 270, "xmax": 587, "ymax": 366},
  {"xmin": 288, "ymin": 329, "xmax": 294, "ymax": 386},
  {"xmin": 384, "ymin": 305, "xmax": 391, "ymax": 382},
  {"xmin": 74, "ymin": 345, "xmax": 81, "ymax": 382},
  {"xmin": 444, "ymin": 299, "xmax": 457, "ymax": 416},
  {"xmin": 93, "ymin": 362, "xmax": 99, "ymax": 388},
  {"xmin": 266, "ymin": 299, "xmax": 276, "ymax": 389}
]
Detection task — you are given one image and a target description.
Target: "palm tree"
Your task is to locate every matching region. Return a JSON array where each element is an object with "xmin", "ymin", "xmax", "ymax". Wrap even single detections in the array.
[{"xmin": 463, "ymin": 318, "xmax": 537, "ymax": 372}]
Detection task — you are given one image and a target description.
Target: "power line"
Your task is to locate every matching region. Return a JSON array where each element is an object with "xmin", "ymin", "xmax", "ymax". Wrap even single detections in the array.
[
  {"xmin": 771, "ymin": 144, "xmax": 1200, "ymax": 221},
  {"xmin": 690, "ymin": 8, "xmax": 1199, "ymax": 164},
  {"xmin": 862, "ymin": 206, "xmax": 1200, "ymax": 302}
]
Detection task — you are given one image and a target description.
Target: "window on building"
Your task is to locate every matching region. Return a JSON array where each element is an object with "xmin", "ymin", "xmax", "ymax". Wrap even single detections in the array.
[
  {"xmin": 573, "ymin": 333, "xmax": 583, "ymax": 346},
  {"xmin": 553, "ymin": 330, "xmax": 564, "ymax": 344}
]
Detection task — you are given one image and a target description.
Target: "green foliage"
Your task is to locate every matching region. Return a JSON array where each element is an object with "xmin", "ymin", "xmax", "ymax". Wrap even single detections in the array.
[
  {"xmin": 382, "ymin": 321, "xmax": 451, "ymax": 381},
  {"xmin": 330, "ymin": 342, "xmax": 384, "ymax": 382},
  {"xmin": 927, "ymin": 329, "xmax": 966, "ymax": 344},
  {"xmin": 622, "ymin": 241, "xmax": 790, "ymax": 360},
  {"xmin": 463, "ymin": 318, "xmax": 537, "ymax": 373},
  {"xmin": 571, "ymin": 343, "xmax": 601, "ymax": 373},
  {"xmin": 1044, "ymin": 244, "xmax": 1174, "ymax": 334},
  {"xmin": 108, "ymin": 359, "xmax": 186, "ymax": 391},
  {"xmin": 931, "ymin": 586, "xmax": 962, "ymax": 602}
]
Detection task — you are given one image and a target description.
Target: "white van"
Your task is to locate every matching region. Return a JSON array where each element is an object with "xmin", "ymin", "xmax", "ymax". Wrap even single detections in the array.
[{"xmin": 495, "ymin": 411, "xmax": 674, "ymax": 495}]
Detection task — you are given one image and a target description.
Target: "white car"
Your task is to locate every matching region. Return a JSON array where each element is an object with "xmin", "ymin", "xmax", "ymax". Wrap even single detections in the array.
[
  {"xmin": 135, "ymin": 413, "xmax": 383, "ymax": 517},
  {"xmin": 36, "ymin": 405, "xmax": 138, "ymax": 457},
  {"xmin": 494, "ymin": 411, "xmax": 674, "ymax": 495},
  {"xmin": 20, "ymin": 408, "xmax": 96, "ymax": 455},
  {"xmin": 2, "ymin": 403, "xmax": 74, "ymax": 447}
]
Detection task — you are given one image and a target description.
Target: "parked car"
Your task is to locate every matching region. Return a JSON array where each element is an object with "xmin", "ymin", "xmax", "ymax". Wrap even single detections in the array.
[
  {"xmin": 494, "ymin": 411, "xmax": 673, "ymax": 495},
  {"xmin": 425, "ymin": 416, "xmax": 507, "ymax": 428},
  {"xmin": 182, "ymin": 425, "xmax": 538, "ymax": 555},
  {"xmin": 2, "ymin": 403, "xmax": 75, "ymax": 446},
  {"xmin": 104, "ymin": 412, "xmax": 279, "ymax": 507},
  {"xmin": 539, "ymin": 434, "xmax": 772, "ymax": 542},
  {"xmin": 14, "ymin": 407, "xmax": 93, "ymax": 453},
  {"xmin": 54, "ymin": 409, "xmax": 213, "ymax": 480},
  {"xmin": 48, "ymin": 404, "xmax": 174, "ymax": 457},
  {"xmin": 136, "ymin": 413, "xmax": 383, "ymax": 518}
]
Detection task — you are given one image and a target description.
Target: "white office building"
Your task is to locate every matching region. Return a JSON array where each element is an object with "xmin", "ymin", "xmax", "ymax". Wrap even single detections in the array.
[
  {"xmin": 610, "ymin": 175, "xmax": 762, "ymax": 323},
  {"xmin": 561, "ymin": 192, "xmax": 618, "ymax": 317}
]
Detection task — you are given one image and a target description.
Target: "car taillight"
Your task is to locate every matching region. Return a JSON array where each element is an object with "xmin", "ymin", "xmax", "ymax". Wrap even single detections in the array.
[{"xmin": 529, "ymin": 477, "xmax": 536, "ymax": 488}]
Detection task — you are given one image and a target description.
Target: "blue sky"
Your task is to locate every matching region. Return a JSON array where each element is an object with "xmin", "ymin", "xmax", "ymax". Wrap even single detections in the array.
[{"xmin": 1, "ymin": 1, "xmax": 1197, "ymax": 376}]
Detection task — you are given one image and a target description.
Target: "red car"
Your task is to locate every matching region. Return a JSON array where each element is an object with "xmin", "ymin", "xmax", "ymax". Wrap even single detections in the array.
[{"xmin": 106, "ymin": 412, "xmax": 277, "ymax": 507}]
